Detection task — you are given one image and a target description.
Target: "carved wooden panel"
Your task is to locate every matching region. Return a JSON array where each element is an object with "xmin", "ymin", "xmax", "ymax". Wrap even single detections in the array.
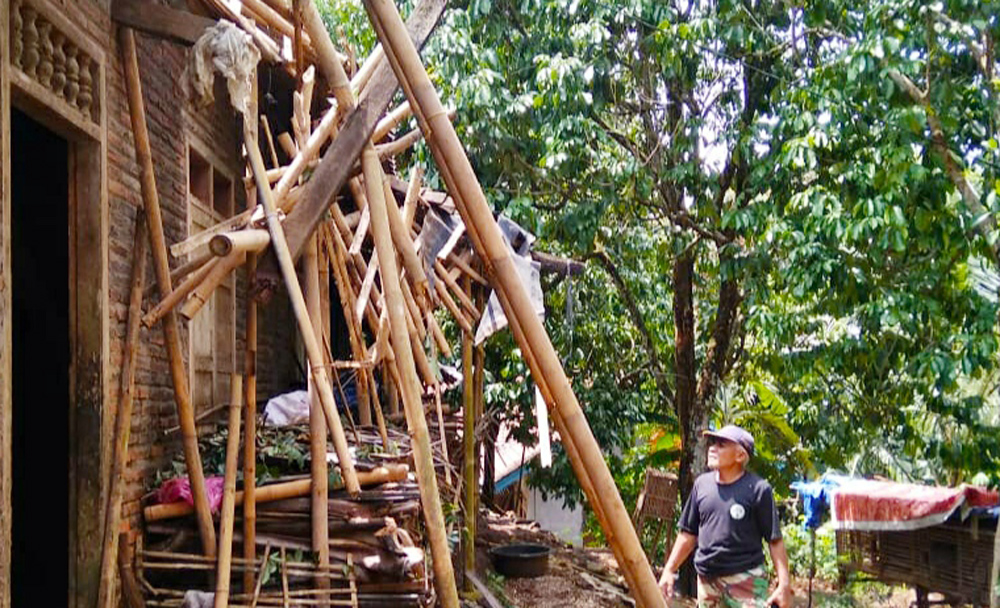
[{"xmin": 9, "ymin": 0, "xmax": 101, "ymax": 126}]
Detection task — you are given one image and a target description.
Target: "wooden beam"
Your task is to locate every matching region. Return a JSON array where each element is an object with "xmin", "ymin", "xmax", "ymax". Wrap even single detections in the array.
[
  {"xmin": 258, "ymin": 0, "xmax": 446, "ymax": 279},
  {"xmin": 111, "ymin": 0, "xmax": 216, "ymax": 46}
]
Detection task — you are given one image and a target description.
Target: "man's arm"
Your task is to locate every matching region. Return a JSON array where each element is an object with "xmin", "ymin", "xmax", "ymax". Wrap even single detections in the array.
[
  {"xmin": 764, "ymin": 538, "xmax": 792, "ymax": 608},
  {"xmin": 658, "ymin": 531, "xmax": 697, "ymax": 598}
]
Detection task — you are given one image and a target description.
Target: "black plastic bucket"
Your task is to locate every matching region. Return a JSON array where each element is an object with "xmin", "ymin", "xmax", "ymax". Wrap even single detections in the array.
[{"xmin": 489, "ymin": 543, "xmax": 552, "ymax": 578}]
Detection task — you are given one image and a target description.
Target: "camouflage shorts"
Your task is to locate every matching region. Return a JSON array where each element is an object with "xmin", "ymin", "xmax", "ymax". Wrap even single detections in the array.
[{"xmin": 696, "ymin": 566, "xmax": 771, "ymax": 608}]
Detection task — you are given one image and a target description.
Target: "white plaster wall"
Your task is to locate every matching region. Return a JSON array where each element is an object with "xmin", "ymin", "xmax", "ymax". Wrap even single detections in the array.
[{"xmin": 526, "ymin": 486, "xmax": 584, "ymax": 546}]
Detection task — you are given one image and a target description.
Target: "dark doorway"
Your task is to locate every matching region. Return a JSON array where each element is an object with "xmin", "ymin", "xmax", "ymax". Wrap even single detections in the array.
[{"xmin": 11, "ymin": 107, "xmax": 70, "ymax": 606}]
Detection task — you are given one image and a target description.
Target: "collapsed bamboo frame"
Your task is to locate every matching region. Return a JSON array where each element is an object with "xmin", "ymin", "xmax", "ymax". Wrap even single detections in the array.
[{"xmin": 360, "ymin": 1, "xmax": 665, "ymax": 605}]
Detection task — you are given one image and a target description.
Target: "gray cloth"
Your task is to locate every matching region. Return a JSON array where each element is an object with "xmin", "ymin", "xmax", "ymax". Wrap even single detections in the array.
[{"xmin": 678, "ymin": 471, "xmax": 781, "ymax": 578}]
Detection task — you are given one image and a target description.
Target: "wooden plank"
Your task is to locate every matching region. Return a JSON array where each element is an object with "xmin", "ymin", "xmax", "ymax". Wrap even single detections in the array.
[
  {"xmin": 111, "ymin": 0, "xmax": 216, "ymax": 46},
  {"xmin": 0, "ymin": 3, "xmax": 12, "ymax": 605},
  {"xmin": 258, "ymin": 0, "xmax": 446, "ymax": 278},
  {"xmin": 466, "ymin": 573, "xmax": 505, "ymax": 608}
]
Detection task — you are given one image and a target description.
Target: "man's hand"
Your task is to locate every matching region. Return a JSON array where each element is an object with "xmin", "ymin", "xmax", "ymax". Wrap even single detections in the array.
[
  {"xmin": 764, "ymin": 583, "xmax": 792, "ymax": 608},
  {"xmin": 658, "ymin": 571, "xmax": 676, "ymax": 599}
]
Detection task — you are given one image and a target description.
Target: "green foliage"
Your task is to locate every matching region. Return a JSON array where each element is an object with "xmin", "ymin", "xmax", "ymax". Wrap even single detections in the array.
[
  {"xmin": 318, "ymin": 0, "xmax": 1000, "ymax": 506},
  {"xmin": 781, "ymin": 520, "xmax": 842, "ymax": 582}
]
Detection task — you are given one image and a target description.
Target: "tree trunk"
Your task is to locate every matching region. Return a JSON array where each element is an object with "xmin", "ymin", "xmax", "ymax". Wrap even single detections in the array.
[
  {"xmin": 673, "ymin": 251, "xmax": 700, "ymax": 501},
  {"xmin": 672, "ymin": 251, "xmax": 702, "ymax": 597}
]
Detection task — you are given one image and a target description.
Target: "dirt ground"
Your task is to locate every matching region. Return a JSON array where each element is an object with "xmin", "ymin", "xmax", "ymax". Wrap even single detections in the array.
[
  {"xmin": 500, "ymin": 573, "xmax": 917, "ymax": 607},
  {"xmin": 480, "ymin": 513, "xmax": 916, "ymax": 608}
]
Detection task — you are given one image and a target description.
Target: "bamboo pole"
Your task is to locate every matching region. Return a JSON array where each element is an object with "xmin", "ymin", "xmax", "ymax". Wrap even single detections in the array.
[
  {"xmin": 244, "ymin": 246, "xmax": 259, "ymax": 594},
  {"xmin": 210, "ymin": 229, "xmax": 271, "ymax": 258},
  {"xmin": 143, "ymin": 248, "xmax": 213, "ymax": 299},
  {"xmin": 401, "ymin": 167, "xmax": 422, "ymax": 231},
  {"xmin": 244, "ymin": 126, "xmax": 361, "ymax": 496},
  {"xmin": 143, "ymin": 465, "xmax": 409, "ymax": 521},
  {"xmin": 360, "ymin": 144, "xmax": 460, "ymax": 608},
  {"xmin": 119, "ymin": 27, "xmax": 217, "ymax": 557},
  {"xmin": 448, "ymin": 251, "xmax": 488, "ymax": 286},
  {"xmin": 426, "ymin": 311, "xmax": 452, "ymax": 359},
  {"xmin": 382, "ymin": 178, "xmax": 429, "ymax": 308},
  {"xmin": 350, "ymin": 44, "xmax": 384, "ymax": 95},
  {"xmin": 179, "ymin": 249, "xmax": 247, "ymax": 320},
  {"xmin": 360, "ymin": 3, "xmax": 663, "ymax": 604},
  {"xmin": 371, "ymin": 101, "xmax": 412, "ymax": 143},
  {"xmin": 375, "ymin": 127, "xmax": 422, "ymax": 160},
  {"xmin": 277, "ymin": 132, "xmax": 298, "ymax": 159},
  {"xmin": 323, "ymin": 225, "xmax": 375, "ymax": 428},
  {"xmin": 304, "ymin": 236, "xmax": 331, "ymax": 608},
  {"xmin": 435, "ymin": 260, "xmax": 480, "ymax": 322},
  {"xmin": 400, "ymin": 280, "xmax": 426, "ymax": 341},
  {"xmin": 433, "ymin": 382, "xmax": 450, "ymax": 487},
  {"xmin": 461, "ymin": 275, "xmax": 476, "ymax": 592},
  {"xmin": 274, "ymin": 103, "xmax": 340, "ymax": 210},
  {"xmin": 142, "ymin": 258, "xmax": 220, "ymax": 328},
  {"xmin": 261, "ymin": 115, "xmax": 281, "ymax": 168},
  {"xmin": 214, "ymin": 375, "xmax": 244, "ymax": 608},
  {"xmin": 97, "ymin": 209, "xmax": 149, "ymax": 608},
  {"xmin": 244, "ymin": 77, "xmax": 261, "ymax": 597},
  {"xmin": 433, "ymin": 276, "xmax": 473, "ymax": 334}
]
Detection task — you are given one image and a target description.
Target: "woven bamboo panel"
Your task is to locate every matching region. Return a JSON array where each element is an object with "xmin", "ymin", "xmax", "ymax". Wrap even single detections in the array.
[
  {"xmin": 836, "ymin": 520, "xmax": 996, "ymax": 606},
  {"xmin": 634, "ymin": 469, "xmax": 678, "ymax": 523}
]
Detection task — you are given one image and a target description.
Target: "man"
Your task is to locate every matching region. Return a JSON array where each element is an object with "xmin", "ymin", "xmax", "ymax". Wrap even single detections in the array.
[{"xmin": 659, "ymin": 425, "xmax": 792, "ymax": 607}]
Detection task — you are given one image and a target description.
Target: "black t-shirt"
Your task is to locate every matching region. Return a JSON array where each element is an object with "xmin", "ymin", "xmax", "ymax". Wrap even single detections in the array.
[{"xmin": 678, "ymin": 470, "xmax": 782, "ymax": 578}]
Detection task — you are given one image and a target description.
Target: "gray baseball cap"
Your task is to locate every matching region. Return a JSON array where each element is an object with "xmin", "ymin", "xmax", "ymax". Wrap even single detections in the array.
[{"xmin": 704, "ymin": 425, "xmax": 754, "ymax": 457}]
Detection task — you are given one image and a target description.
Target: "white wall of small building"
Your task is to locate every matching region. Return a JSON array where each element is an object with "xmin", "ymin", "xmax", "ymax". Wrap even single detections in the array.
[{"xmin": 525, "ymin": 485, "xmax": 584, "ymax": 546}]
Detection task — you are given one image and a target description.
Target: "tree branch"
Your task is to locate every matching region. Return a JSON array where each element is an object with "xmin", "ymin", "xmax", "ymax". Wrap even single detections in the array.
[{"xmin": 586, "ymin": 249, "xmax": 675, "ymax": 409}]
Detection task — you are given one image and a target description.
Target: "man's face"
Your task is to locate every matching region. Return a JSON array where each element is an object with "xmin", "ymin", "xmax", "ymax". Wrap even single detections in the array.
[{"xmin": 707, "ymin": 436, "xmax": 744, "ymax": 470}]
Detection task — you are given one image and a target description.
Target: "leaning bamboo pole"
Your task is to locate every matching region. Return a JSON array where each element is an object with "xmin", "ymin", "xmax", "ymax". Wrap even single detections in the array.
[
  {"xmin": 461, "ymin": 275, "xmax": 476, "ymax": 592},
  {"xmin": 361, "ymin": 145, "xmax": 460, "ymax": 608},
  {"xmin": 179, "ymin": 249, "xmax": 247, "ymax": 320},
  {"xmin": 120, "ymin": 27, "xmax": 217, "ymax": 557},
  {"xmin": 244, "ymin": 126, "xmax": 361, "ymax": 496},
  {"xmin": 97, "ymin": 209, "xmax": 149, "ymax": 608},
  {"xmin": 214, "ymin": 375, "xmax": 244, "ymax": 608},
  {"xmin": 142, "ymin": 257, "xmax": 220, "ymax": 329},
  {"xmin": 305, "ymin": 236, "xmax": 331, "ymax": 608},
  {"xmin": 324, "ymin": 225, "xmax": 384, "ymax": 436},
  {"xmin": 360, "ymin": 3, "xmax": 663, "ymax": 605}
]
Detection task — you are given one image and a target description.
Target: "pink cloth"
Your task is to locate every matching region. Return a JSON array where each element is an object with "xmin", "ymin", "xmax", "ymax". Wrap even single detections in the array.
[
  {"xmin": 832, "ymin": 479, "xmax": 998, "ymax": 531},
  {"xmin": 155, "ymin": 476, "xmax": 226, "ymax": 512}
]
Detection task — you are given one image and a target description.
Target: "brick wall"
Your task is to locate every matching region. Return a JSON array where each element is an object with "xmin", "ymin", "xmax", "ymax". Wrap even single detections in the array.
[{"xmin": 105, "ymin": 30, "xmax": 300, "ymax": 542}]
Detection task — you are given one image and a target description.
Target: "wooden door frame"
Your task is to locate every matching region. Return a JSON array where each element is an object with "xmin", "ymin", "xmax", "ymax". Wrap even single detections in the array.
[{"xmin": 0, "ymin": 1, "xmax": 109, "ymax": 606}]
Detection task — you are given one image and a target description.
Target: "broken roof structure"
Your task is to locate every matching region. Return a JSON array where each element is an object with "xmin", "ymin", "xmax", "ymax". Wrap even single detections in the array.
[{"xmin": 0, "ymin": 0, "xmax": 662, "ymax": 606}]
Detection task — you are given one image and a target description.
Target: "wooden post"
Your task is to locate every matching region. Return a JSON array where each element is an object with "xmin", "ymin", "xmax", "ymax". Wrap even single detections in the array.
[
  {"xmin": 461, "ymin": 291, "xmax": 477, "ymax": 592},
  {"xmin": 214, "ymin": 375, "xmax": 243, "ymax": 608},
  {"xmin": 305, "ymin": 235, "xmax": 331, "ymax": 607},
  {"xmin": 361, "ymin": 3, "xmax": 664, "ymax": 604},
  {"xmin": 119, "ymin": 27, "xmax": 217, "ymax": 557},
  {"xmin": 97, "ymin": 209, "xmax": 148, "ymax": 608},
  {"xmin": 244, "ymin": 127, "xmax": 361, "ymax": 496},
  {"xmin": 361, "ymin": 145, "xmax": 460, "ymax": 608}
]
